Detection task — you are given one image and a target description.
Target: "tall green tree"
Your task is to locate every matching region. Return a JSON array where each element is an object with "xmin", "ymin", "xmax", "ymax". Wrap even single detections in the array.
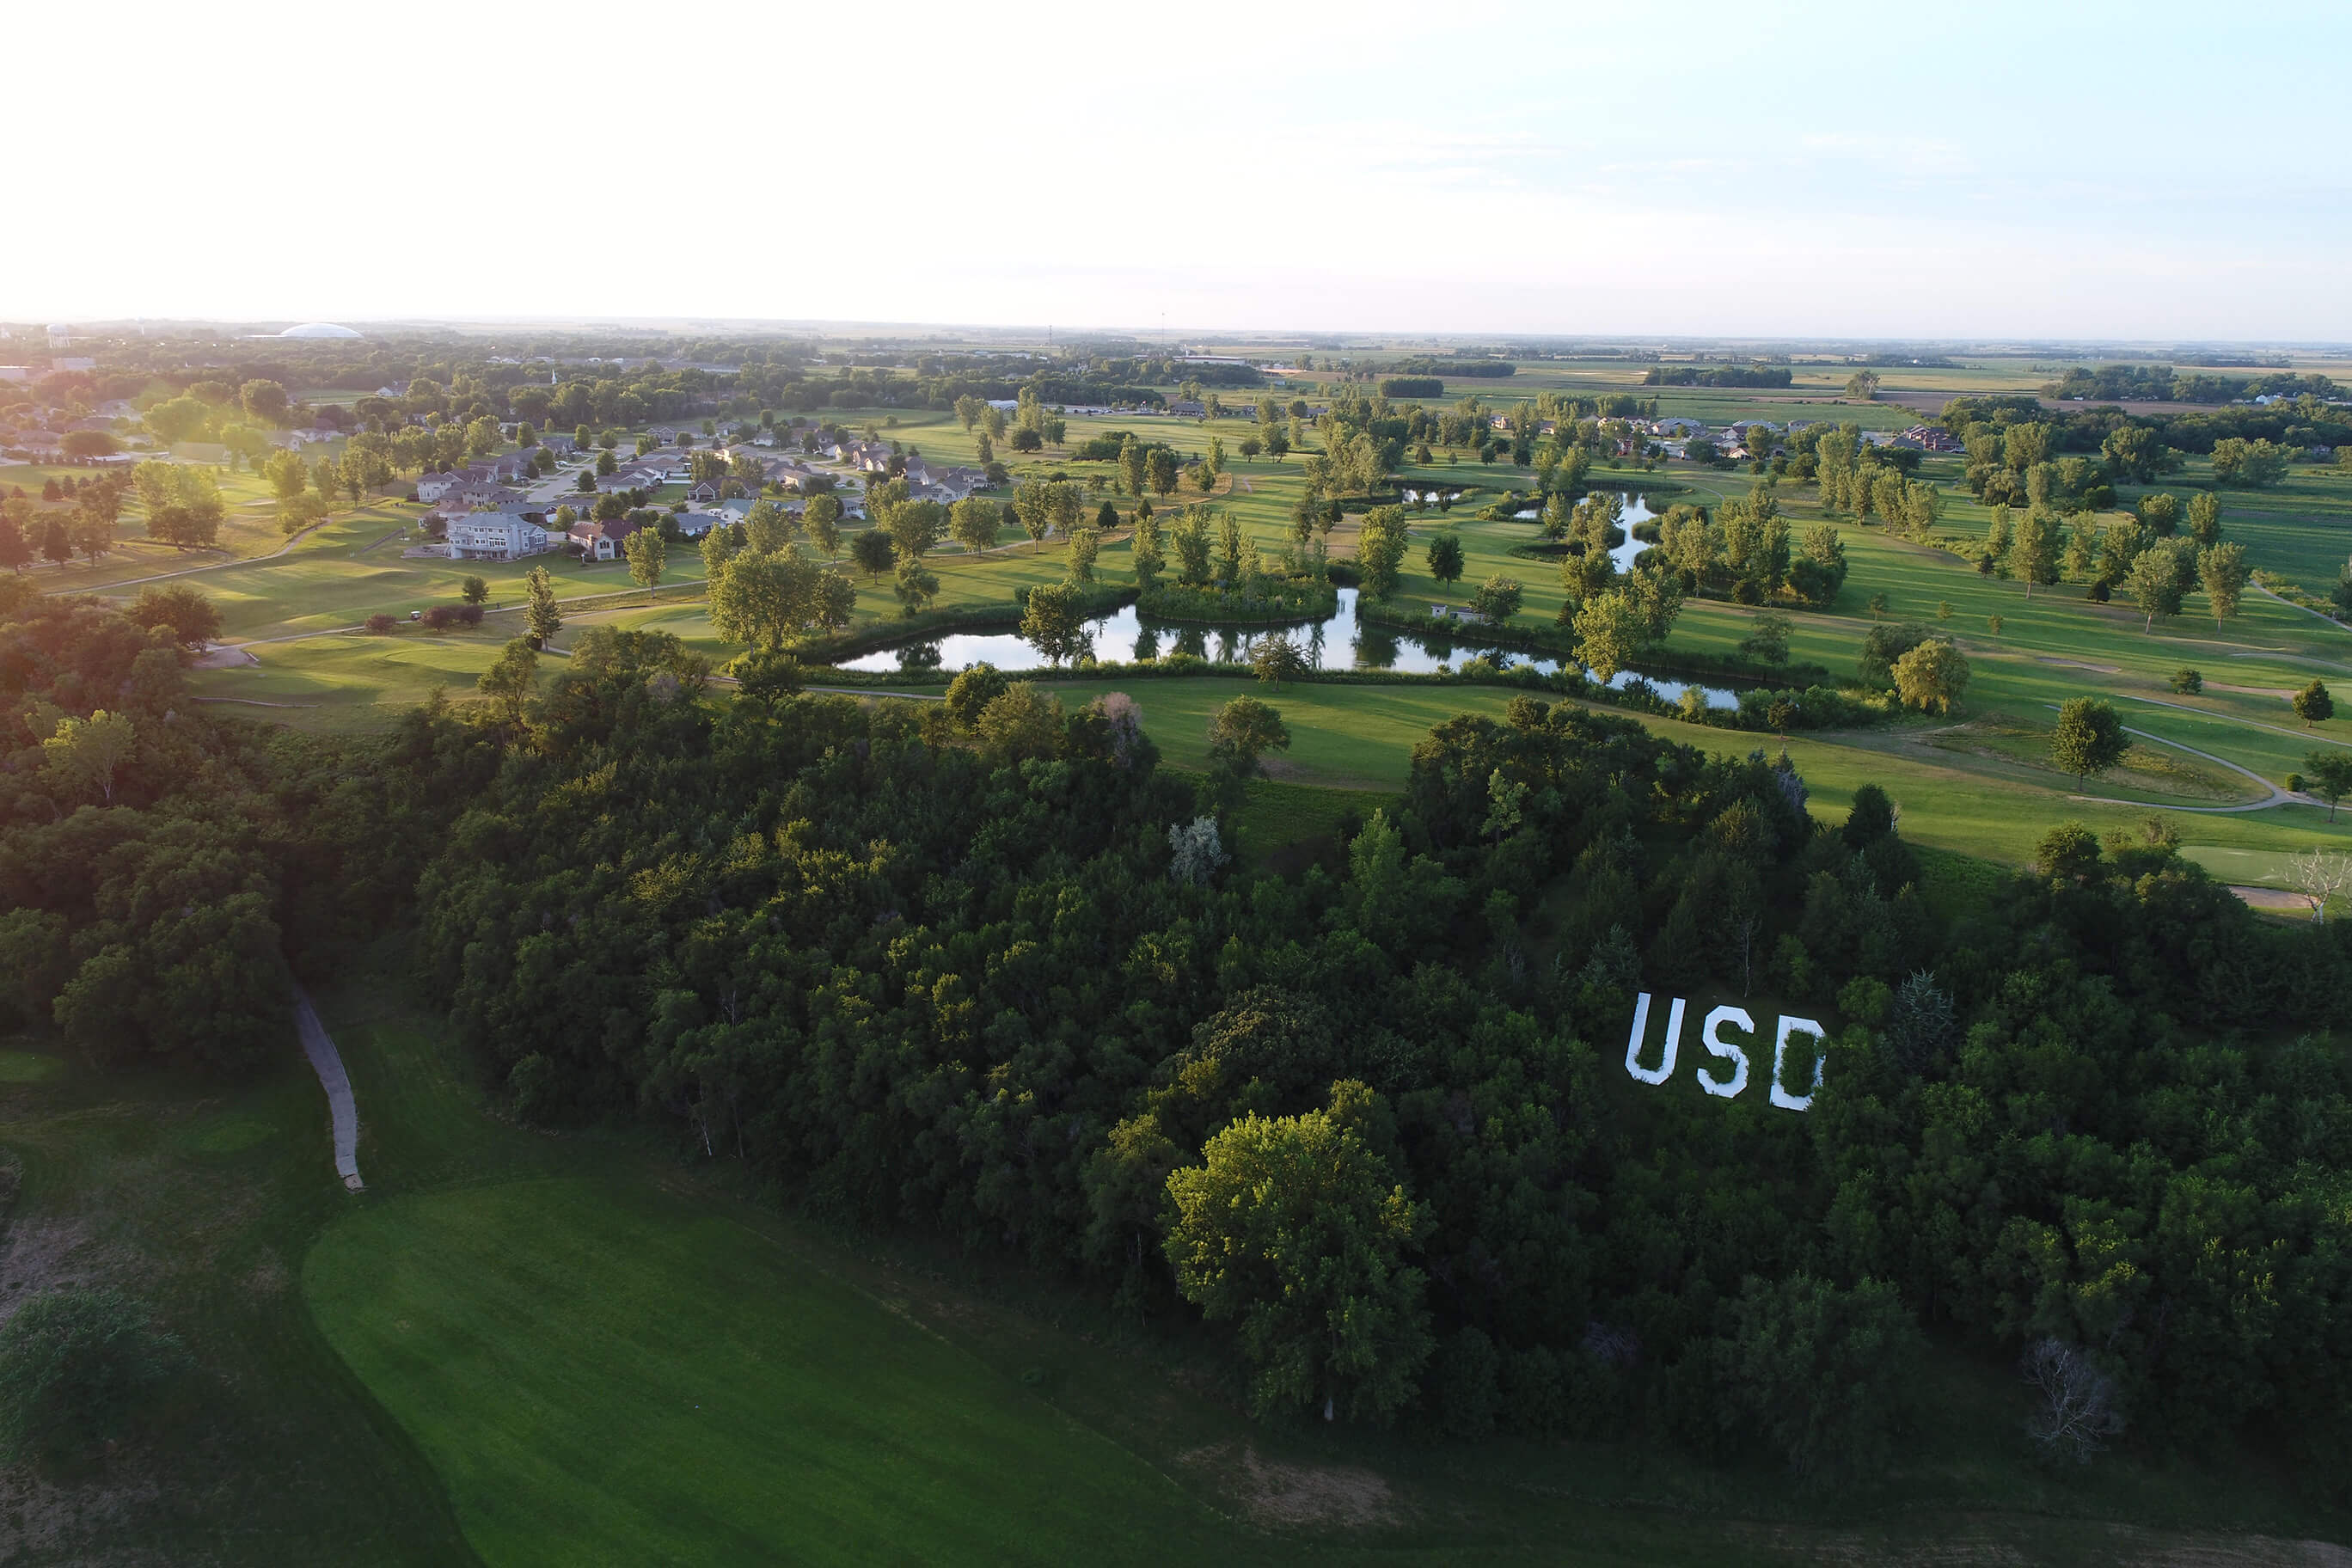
[
  {"xmin": 1424, "ymin": 532, "xmax": 1464, "ymax": 587},
  {"xmin": 2294, "ymin": 679, "xmax": 2335, "ymax": 728},
  {"xmin": 1207, "ymin": 695, "xmax": 1291, "ymax": 777},
  {"xmin": 2012, "ymin": 508, "xmax": 2059, "ymax": 596},
  {"xmin": 1714, "ymin": 1274, "xmax": 1922, "ymax": 1482},
  {"xmin": 2123, "ymin": 545, "xmax": 2184, "ymax": 632},
  {"xmin": 1019, "ymin": 581, "xmax": 1089, "ymax": 667},
  {"xmin": 623, "ymin": 525, "xmax": 667, "ymax": 602},
  {"xmin": 1471, "ymin": 574, "xmax": 1523, "ymax": 622},
  {"xmin": 2185, "ymin": 492, "xmax": 2221, "ymax": 545},
  {"xmin": 1118, "ymin": 434, "xmax": 1148, "ymax": 499},
  {"xmin": 1064, "ymin": 528, "xmax": 1100, "ymax": 585},
  {"xmin": 523, "ymin": 565, "xmax": 563, "ymax": 648},
  {"xmin": 1355, "ymin": 506, "xmax": 1408, "ymax": 601},
  {"xmin": 1130, "ymin": 509, "xmax": 1164, "ymax": 589},
  {"xmin": 2197, "ymin": 542, "xmax": 2248, "ymax": 627},
  {"xmin": 1163, "ymin": 1106, "xmax": 1432, "ymax": 1424},
  {"xmin": 1890, "ymin": 638, "xmax": 1969, "ymax": 714},
  {"xmin": 950, "ymin": 498, "xmax": 1001, "ymax": 554},
  {"xmin": 2050, "ymin": 697, "xmax": 2128, "ymax": 786},
  {"xmin": 850, "ymin": 528, "xmax": 896, "ymax": 581},
  {"xmin": 476, "ymin": 638, "xmax": 540, "ymax": 723},
  {"xmin": 804, "ymin": 493, "xmax": 844, "ymax": 558},
  {"xmin": 893, "ymin": 557, "xmax": 940, "ymax": 616},
  {"xmin": 2302, "ymin": 750, "xmax": 2352, "ymax": 821},
  {"xmin": 40, "ymin": 710, "xmax": 135, "ymax": 805}
]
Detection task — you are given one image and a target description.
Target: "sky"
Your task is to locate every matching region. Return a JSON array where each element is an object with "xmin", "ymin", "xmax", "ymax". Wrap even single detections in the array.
[{"xmin": 15, "ymin": 0, "xmax": 2350, "ymax": 341}]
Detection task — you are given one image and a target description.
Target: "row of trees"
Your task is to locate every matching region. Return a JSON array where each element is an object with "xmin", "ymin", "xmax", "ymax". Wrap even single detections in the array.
[{"xmin": 1978, "ymin": 495, "xmax": 2247, "ymax": 632}]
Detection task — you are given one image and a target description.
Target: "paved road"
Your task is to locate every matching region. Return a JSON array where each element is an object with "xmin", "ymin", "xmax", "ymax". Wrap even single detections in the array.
[{"xmin": 292, "ymin": 985, "xmax": 364, "ymax": 1191}]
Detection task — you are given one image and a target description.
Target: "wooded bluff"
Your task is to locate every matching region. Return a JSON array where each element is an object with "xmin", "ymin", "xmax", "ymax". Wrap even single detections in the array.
[{"xmin": 3, "ymin": 588, "xmax": 2350, "ymax": 1485}]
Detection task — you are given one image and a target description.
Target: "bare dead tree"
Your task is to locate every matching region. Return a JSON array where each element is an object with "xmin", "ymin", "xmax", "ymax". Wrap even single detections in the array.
[
  {"xmin": 2022, "ymin": 1338, "xmax": 2123, "ymax": 1464},
  {"xmin": 2288, "ymin": 848, "xmax": 2352, "ymax": 922}
]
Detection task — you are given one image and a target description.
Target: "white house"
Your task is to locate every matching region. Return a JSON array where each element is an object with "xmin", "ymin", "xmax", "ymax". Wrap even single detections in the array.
[
  {"xmin": 446, "ymin": 511, "xmax": 553, "ymax": 561},
  {"xmin": 417, "ymin": 470, "xmax": 462, "ymax": 502}
]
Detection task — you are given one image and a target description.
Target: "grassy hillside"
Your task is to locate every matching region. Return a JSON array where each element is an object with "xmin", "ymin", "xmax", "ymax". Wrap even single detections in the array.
[{"xmin": 3, "ymin": 952, "xmax": 2344, "ymax": 1564}]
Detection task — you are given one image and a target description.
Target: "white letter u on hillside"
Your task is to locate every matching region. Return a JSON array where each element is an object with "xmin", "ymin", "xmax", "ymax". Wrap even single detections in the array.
[{"xmin": 1625, "ymin": 992, "xmax": 1682, "ymax": 1085}]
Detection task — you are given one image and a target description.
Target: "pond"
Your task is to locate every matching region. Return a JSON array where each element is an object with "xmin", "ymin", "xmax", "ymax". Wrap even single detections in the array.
[
  {"xmin": 1513, "ymin": 493, "xmax": 1657, "ymax": 572},
  {"xmin": 837, "ymin": 495, "xmax": 1732, "ymax": 707}
]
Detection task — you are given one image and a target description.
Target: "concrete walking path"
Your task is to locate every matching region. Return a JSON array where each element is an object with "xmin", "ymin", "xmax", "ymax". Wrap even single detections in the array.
[
  {"xmin": 2118, "ymin": 690, "xmax": 2352, "ymax": 752},
  {"xmin": 2060, "ymin": 717, "xmax": 2297, "ymax": 815},
  {"xmin": 292, "ymin": 985, "xmax": 364, "ymax": 1191}
]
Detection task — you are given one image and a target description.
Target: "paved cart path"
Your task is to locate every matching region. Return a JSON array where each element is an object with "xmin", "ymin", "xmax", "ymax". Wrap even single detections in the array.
[{"xmin": 293, "ymin": 985, "xmax": 364, "ymax": 1191}]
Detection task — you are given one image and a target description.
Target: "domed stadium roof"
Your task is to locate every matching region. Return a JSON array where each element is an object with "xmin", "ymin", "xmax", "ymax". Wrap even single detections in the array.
[{"xmin": 279, "ymin": 322, "xmax": 363, "ymax": 339}]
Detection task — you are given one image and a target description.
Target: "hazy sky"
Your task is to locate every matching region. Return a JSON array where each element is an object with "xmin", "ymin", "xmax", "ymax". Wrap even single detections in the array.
[{"xmin": 19, "ymin": 1, "xmax": 2349, "ymax": 340}]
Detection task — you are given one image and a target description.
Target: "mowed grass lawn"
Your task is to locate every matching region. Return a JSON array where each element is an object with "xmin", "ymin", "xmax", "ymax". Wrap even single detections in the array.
[
  {"xmin": 304, "ymin": 1178, "xmax": 1242, "ymax": 1568},
  {"xmin": 169, "ymin": 425, "xmax": 2352, "ymax": 867}
]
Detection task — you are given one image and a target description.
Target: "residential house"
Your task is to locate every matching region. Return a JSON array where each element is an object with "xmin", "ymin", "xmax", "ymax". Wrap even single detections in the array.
[
  {"xmin": 567, "ymin": 515, "xmax": 643, "ymax": 561},
  {"xmin": 686, "ymin": 480, "xmax": 722, "ymax": 504},
  {"xmin": 672, "ymin": 510, "xmax": 724, "ymax": 539},
  {"xmin": 763, "ymin": 460, "xmax": 825, "ymax": 491},
  {"xmin": 539, "ymin": 433, "xmax": 579, "ymax": 456},
  {"xmin": 595, "ymin": 462, "xmax": 669, "ymax": 493},
  {"xmin": 416, "ymin": 470, "xmax": 462, "ymax": 503},
  {"xmin": 446, "ymin": 509, "xmax": 554, "ymax": 561},
  {"xmin": 1894, "ymin": 424, "xmax": 1964, "ymax": 453}
]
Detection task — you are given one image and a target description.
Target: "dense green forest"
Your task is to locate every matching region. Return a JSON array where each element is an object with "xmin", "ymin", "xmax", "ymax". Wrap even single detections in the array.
[{"xmin": 4, "ymin": 583, "xmax": 2351, "ymax": 1490}]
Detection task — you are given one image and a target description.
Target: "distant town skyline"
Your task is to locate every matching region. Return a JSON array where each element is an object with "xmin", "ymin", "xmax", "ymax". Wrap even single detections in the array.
[{"xmin": 17, "ymin": 0, "xmax": 2346, "ymax": 340}]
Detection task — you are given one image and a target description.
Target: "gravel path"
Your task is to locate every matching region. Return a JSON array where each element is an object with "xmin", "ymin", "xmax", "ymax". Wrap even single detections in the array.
[{"xmin": 292, "ymin": 986, "xmax": 364, "ymax": 1191}]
